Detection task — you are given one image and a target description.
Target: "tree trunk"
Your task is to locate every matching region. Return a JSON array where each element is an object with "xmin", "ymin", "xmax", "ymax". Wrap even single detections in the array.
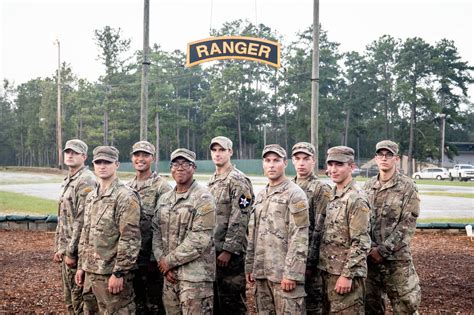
[
  {"xmin": 407, "ymin": 101, "xmax": 416, "ymax": 176},
  {"xmin": 237, "ymin": 102, "xmax": 242, "ymax": 159},
  {"xmin": 343, "ymin": 107, "xmax": 351, "ymax": 146},
  {"xmin": 103, "ymin": 109, "xmax": 109, "ymax": 145}
]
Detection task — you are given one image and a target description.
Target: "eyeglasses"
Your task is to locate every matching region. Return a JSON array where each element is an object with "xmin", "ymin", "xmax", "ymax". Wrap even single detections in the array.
[
  {"xmin": 170, "ymin": 162, "xmax": 194, "ymax": 170},
  {"xmin": 375, "ymin": 152, "xmax": 395, "ymax": 159}
]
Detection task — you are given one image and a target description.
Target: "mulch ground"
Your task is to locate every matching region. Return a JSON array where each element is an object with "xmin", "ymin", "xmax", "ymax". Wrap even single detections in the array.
[{"xmin": 0, "ymin": 230, "xmax": 472, "ymax": 314}]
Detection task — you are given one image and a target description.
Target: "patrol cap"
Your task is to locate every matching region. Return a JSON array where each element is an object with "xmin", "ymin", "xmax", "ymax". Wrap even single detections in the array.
[
  {"xmin": 170, "ymin": 148, "xmax": 196, "ymax": 163},
  {"xmin": 376, "ymin": 140, "xmax": 399, "ymax": 155},
  {"xmin": 209, "ymin": 136, "xmax": 233, "ymax": 150},
  {"xmin": 92, "ymin": 146, "xmax": 119, "ymax": 163},
  {"xmin": 63, "ymin": 139, "xmax": 88, "ymax": 155},
  {"xmin": 292, "ymin": 142, "xmax": 315, "ymax": 157},
  {"xmin": 131, "ymin": 141, "xmax": 155, "ymax": 155},
  {"xmin": 262, "ymin": 144, "xmax": 287, "ymax": 159},
  {"xmin": 326, "ymin": 146, "xmax": 355, "ymax": 163}
]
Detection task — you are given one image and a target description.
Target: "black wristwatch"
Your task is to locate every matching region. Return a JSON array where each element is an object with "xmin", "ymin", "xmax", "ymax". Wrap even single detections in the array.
[{"xmin": 113, "ymin": 271, "xmax": 125, "ymax": 278}]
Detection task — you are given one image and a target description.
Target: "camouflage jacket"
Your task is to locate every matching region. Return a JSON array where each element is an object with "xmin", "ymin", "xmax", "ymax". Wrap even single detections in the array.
[
  {"xmin": 208, "ymin": 165, "xmax": 254, "ymax": 255},
  {"xmin": 245, "ymin": 179, "xmax": 309, "ymax": 284},
  {"xmin": 363, "ymin": 171, "xmax": 420, "ymax": 260},
  {"xmin": 127, "ymin": 172, "xmax": 172, "ymax": 262},
  {"xmin": 78, "ymin": 178, "xmax": 141, "ymax": 275},
  {"xmin": 55, "ymin": 166, "xmax": 96, "ymax": 259},
  {"xmin": 318, "ymin": 180, "xmax": 371, "ymax": 279},
  {"xmin": 152, "ymin": 180, "xmax": 216, "ymax": 282},
  {"xmin": 292, "ymin": 174, "xmax": 331, "ymax": 268}
]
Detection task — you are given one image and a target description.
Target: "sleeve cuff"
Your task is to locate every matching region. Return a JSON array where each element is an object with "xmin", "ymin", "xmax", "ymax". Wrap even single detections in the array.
[{"xmin": 377, "ymin": 244, "xmax": 392, "ymax": 258}]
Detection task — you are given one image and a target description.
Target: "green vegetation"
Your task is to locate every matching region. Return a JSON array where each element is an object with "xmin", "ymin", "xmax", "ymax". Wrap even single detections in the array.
[
  {"xmin": 0, "ymin": 191, "xmax": 57, "ymax": 215},
  {"xmin": 420, "ymin": 192, "xmax": 474, "ymax": 198},
  {"xmin": 412, "ymin": 179, "xmax": 474, "ymax": 187},
  {"xmin": 417, "ymin": 218, "xmax": 474, "ymax": 224}
]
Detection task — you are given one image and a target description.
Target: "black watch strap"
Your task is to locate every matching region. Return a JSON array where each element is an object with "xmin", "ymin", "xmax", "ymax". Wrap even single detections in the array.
[{"xmin": 113, "ymin": 271, "xmax": 125, "ymax": 278}]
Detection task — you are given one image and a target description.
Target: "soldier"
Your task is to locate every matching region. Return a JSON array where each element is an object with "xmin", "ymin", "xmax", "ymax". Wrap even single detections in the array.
[
  {"xmin": 127, "ymin": 141, "xmax": 172, "ymax": 314},
  {"xmin": 53, "ymin": 139, "xmax": 96, "ymax": 314},
  {"xmin": 363, "ymin": 140, "xmax": 421, "ymax": 314},
  {"xmin": 75, "ymin": 146, "xmax": 141, "ymax": 313},
  {"xmin": 207, "ymin": 136, "xmax": 254, "ymax": 315},
  {"xmin": 318, "ymin": 146, "xmax": 371, "ymax": 314},
  {"xmin": 152, "ymin": 148, "xmax": 216, "ymax": 314},
  {"xmin": 245, "ymin": 144, "xmax": 309, "ymax": 314},
  {"xmin": 291, "ymin": 142, "xmax": 331, "ymax": 315}
]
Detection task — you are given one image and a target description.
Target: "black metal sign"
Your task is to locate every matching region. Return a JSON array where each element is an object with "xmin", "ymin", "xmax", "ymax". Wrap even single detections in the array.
[{"xmin": 187, "ymin": 36, "xmax": 280, "ymax": 68}]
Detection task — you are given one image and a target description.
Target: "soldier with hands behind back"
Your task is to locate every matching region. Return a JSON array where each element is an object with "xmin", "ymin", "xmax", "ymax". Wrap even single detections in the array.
[
  {"xmin": 127, "ymin": 141, "xmax": 172, "ymax": 314},
  {"xmin": 363, "ymin": 140, "xmax": 421, "ymax": 315},
  {"xmin": 208, "ymin": 136, "xmax": 254, "ymax": 315},
  {"xmin": 318, "ymin": 146, "xmax": 371, "ymax": 314},
  {"xmin": 152, "ymin": 148, "xmax": 216, "ymax": 314},
  {"xmin": 54, "ymin": 139, "xmax": 96, "ymax": 314},
  {"xmin": 245, "ymin": 144, "xmax": 309, "ymax": 314},
  {"xmin": 291, "ymin": 142, "xmax": 331, "ymax": 314},
  {"xmin": 75, "ymin": 146, "xmax": 141, "ymax": 314}
]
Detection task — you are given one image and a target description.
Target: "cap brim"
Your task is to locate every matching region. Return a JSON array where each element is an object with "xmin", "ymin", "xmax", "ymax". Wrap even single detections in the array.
[
  {"xmin": 171, "ymin": 154, "xmax": 194, "ymax": 163},
  {"xmin": 93, "ymin": 156, "xmax": 116, "ymax": 163},
  {"xmin": 376, "ymin": 147, "xmax": 396, "ymax": 154},
  {"xmin": 292, "ymin": 149, "xmax": 313, "ymax": 156},
  {"xmin": 63, "ymin": 146, "xmax": 83, "ymax": 154},
  {"xmin": 131, "ymin": 149, "xmax": 154, "ymax": 155}
]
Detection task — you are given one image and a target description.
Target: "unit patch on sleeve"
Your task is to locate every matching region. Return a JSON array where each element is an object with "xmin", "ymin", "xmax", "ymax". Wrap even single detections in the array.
[{"xmin": 239, "ymin": 195, "xmax": 252, "ymax": 209}]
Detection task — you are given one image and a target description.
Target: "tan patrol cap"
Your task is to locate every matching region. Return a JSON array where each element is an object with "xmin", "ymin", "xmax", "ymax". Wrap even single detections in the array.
[
  {"xmin": 262, "ymin": 144, "xmax": 287, "ymax": 159},
  {"xmin": 292, "ymin": 142, "xmax": 315, "ymax": 157},
  {"xmin": 170, "ymin": 148, "xmax": 196, "ymax": 163},
  {"xmin": 209, "ymin": 136, "xmax": 233, "ymax": 150},
  {"xmin": 376, "ymin": 140, "xmax": 399, "ymax": 155},
  {"xmin": 131, "ymin": 141, "xmax": 155, "ymax": 155},
  {"xmin": 92, "ymin": 146, "xmax": 119, "ymax": 163},
  {"xmin": 63, "ymin": 139, "xmax": 88, "ymax": 155},
  {"xmin": 326, "ymin": 146, "xmax": 355, "ymax": 163}
]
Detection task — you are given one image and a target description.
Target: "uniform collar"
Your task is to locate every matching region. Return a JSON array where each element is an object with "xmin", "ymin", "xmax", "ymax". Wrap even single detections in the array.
[
  {"xmin": 129, "ymin": 171, "xmax": 157, "ymax": 189},
  {"xmin": 373, "ymin": 171, "xmax": 400, "ymax": 191},
  {"xmin": 173, "ymin": 179, "xmax": 198, "ymax": 201},
  {"xmin": 65, "ymin": 165, "xmax": 88, "ymax": 182},
  {"xmin": 93, "ymin": 177, "xmax": 120, "ymax": 198},
  {"xmin": 331, "ymin": 178, "xmax": 356, "ymax": 200},
  {"xmin": 211, "ymin": 164, "xmax": 235, "ymax": 182}
]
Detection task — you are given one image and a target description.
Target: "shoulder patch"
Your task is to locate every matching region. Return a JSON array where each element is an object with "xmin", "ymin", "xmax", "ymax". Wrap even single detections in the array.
[
  {"xmin": 294, "ymin": 200, "xmax": 307, "ymax": 211},
  {"xmin": 82, "ymin": 187, "xmax": 93, "ymax": 194},
  {"xmin": 239, "ymin": 194, "xmax": 252, "ymax": 209}
]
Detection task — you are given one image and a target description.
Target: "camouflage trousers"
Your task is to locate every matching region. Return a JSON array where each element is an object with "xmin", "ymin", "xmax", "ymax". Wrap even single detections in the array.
[
  {"xmin": 321, "ymin": 272, "xmax": 365, "ymax": 314},
  {"xmin": 214, "ymin": 252, "xmax": 247, "ymax": 315},
  {"xmin": 133, "ymin": 261, "xmax": 164, "ymax": 314},
  {"xmin": 305, "ymin": 267, "xmax": 323, "ymax": 315},
  {"xmin": 83, "ymin": 272, "xmax": 135, "ymax": 314},
  {"xmin": 254, "ymin": 279, "xmax": 306, "ymax": 315},
  {"xmin": 163, "ymin": 279, "xmax": 213, "ymax": 315},
  {"xmin": 366, "ymin": 259, "xmax": 421, "ymax": 315},
  {"xmin": 60, "ymin": 261, "xmax": 83, "ymax": 314}
]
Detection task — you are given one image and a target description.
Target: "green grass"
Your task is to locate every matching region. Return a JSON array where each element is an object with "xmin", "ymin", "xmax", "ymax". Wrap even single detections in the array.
[
  {"xmin": 0, "ymin": 191, "xmax": 57, "ymax": 215},
  {"xmin": 420, "ymin": 192, "xmax": 474, "ymax": 198},
  {"xmin": 417, "ymin": 218, "xmax": 474, "ymax": 224},
  {"xmin": 411, "ymin": 179, "xmax": 474, "ymax": 187}
]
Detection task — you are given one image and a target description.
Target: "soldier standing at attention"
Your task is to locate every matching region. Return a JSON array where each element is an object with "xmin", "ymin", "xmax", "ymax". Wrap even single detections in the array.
[
  {"xmin": 245, "ymin": 144, "xmax": 309, "ymax": 314},
  {"xmin": 53, "ymin": 139, "xmax": 96, "ymax": 314},
  {"xmin": 152, "ymin": 148, "xmax": 216, "ymax": 314},
  {"xmin": 208, "ymin": 136, "xmax": 254, "ymax": 315},
  {"xmin": 127, "ymin": 141, "xmax": 172, "ymax": 314},
  {"xmin": 75, "ymin": 146, "xmax": 141, "ymax": 313},
  {"xmin": 318, "ymin": 146, "xmax": 371, "ymax": 314},
  {"xmin": 363, "ymin": 140, "xmax": 421, "ymax": 314},
  {"xmin": 291, "ymin": 142, "xmax": 331, "ymax": 314}
]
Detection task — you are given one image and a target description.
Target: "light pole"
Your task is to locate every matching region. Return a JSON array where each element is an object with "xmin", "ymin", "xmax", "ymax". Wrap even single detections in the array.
[
  {"xmin": 440, "ymin": 113, "xmax": 446, "ymax": 167},
  {"xmin": 311, "ymin": 0, "xmax": 320, "ymax": 171},
  {"xmin": 54, "ymin": 39, "xmax": 63, "ymax": 169}
]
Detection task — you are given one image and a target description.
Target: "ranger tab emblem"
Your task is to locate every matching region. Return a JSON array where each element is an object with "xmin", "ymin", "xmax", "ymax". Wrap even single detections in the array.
[{"xmin": 239, "ymin": 195, "xmax": 252, "ymax": 209}]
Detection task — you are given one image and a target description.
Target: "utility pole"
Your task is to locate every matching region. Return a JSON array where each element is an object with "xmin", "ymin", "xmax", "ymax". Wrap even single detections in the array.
[
  {"xmin": 55, "ymin": 39, "xmax": 63, "ymax": 169},
  {"xmin": 440, "ymin": 113, "xmax": 446, "ymax": 167},
  {"xmin": 311, "ymin": 0, "xmax": 320, "ymax": 171},
  {"xmin": 140, "ymin": 0, "xmax": 150, "ymax": 140}
]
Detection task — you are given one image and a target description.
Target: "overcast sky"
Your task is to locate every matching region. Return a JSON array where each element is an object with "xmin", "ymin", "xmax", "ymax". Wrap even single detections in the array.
[{"xmin": 1, "ymin": 0, "xmax": 473, "ymax": 91}]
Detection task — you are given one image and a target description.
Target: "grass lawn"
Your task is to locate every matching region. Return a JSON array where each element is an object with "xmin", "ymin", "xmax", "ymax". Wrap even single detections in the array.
[
  {"xmin": 417, "ymin": 218, "xmax": 474, "ymax": 224},
  {"xmin": 0, "ymin": 191, "xmax": 57, "ymax": 215},
  {"xmin": 420, "ymin": 192, "xmax": 474, "ymax": 198}
]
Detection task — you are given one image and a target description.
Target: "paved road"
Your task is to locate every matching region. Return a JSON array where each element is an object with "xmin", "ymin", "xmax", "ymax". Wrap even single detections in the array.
[{"xmin": 0, "ymin": 172, "xmax": 472, "ymax": 219}]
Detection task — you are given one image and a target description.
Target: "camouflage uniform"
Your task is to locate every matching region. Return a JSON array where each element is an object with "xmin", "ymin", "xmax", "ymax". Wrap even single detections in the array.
[
  {"xmin": 293, "ymin": 174, "xmax": 331, "ymax": 315},
  {"xmin": 78, "ymin": 173, "xmax": 141, "ymax": 314},
  {"xmin": 55, "ymin": 163, "xmax": 96, "ymax": 314},
  {"xmin": 152, "ymin": 180, "xmax": 216, "ymax": 315},
  {"xmin": 318, "ymin": 179, "xmax": 371, "ymax": 314},
  {"xmin": 208, "ymin": 164, "xmax": 253, "ymax": 314},
  {"xmin": 364, "ymin": 171, "xmax": 421, "ymax": 314},
  {"xmin": 128, "ymin": 171, "xmax": 172, "ymax": 314},
  {"xmin": 246, "ymin": 178, "xmax": 309, "ymax": 314}
]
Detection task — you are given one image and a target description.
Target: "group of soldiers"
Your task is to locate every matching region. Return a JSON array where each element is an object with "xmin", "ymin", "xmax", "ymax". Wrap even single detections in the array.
[{"xmin": 53, "ymin": 136, "xmax": 421, "ymax": 314}]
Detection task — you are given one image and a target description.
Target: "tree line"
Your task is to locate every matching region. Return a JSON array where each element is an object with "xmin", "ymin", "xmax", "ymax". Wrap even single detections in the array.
[{"xmin": 1, "ymin": 20, "xmax": 472, "ymax": 174}]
